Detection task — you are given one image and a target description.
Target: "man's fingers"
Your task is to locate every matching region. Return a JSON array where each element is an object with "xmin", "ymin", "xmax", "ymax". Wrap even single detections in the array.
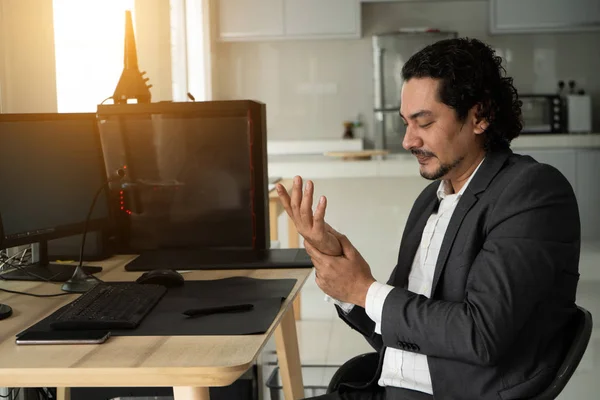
[
  {"xmin": 313, "ymin": 195, "xmax": 327, "ymax": 232},
  {"xmin": 304, "ymin": 240, "xmax": 326, "ymax": 266},
  {"xmin": 327, "ymin": 224, "xmax": 343, "ymax": 237},
  {"xmin": 300, "ymin": 180, "xmax": 314, "ymax": 226},
  {"xmin": 290, "ymin": 176, "xmax": 303, "ymax": 219},
  {"xmin": 304, "ymin": 240, "xmax": 320, "ymax": 261}
]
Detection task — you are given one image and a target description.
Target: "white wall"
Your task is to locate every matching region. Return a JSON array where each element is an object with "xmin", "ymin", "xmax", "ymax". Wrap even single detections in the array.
[
  {"xmin": 213, "ymin": 1, "xmax": 600, "ymax": 140},
  {"xmin": 134, "ymin": 0, "xmax": 173, "ymax": 103},
  {"xmin": 0, "ymin": 0, "xmax": 173, "ymax": 114},
  {"xmin": 0, "ymin": 0, "xmax": 58, "ymax": 113}
]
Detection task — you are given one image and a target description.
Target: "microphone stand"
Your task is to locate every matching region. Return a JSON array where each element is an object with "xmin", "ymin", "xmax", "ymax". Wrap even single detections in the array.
[
  {"xmin": 61, "ymin": 170, "xmax": 125, "ymax": 293},
  {"xmin": 0, "ymin": 303, "xmax": 12, "ymax": 320}
]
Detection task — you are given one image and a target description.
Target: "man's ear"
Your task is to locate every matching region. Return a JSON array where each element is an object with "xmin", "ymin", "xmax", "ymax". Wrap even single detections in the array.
[
  {"xmin": 472, "ymin": 104, "xmax": 490, "ymax": 135},
  {"xmin": 475, "ymin": 119, "xmax": 489, "ymax": 134}
]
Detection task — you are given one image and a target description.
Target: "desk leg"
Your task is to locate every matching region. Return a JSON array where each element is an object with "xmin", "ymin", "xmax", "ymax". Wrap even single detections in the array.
[
  {"xmin": 293, "ymin": 293, "xmax": 302, "ymax": 320},
  {"xmin": 173, "ymin": 387, "xmax": 210, "ymax": 400},
  {"xmin": 269, "ymin": 201, "xmax": 280, "ymax": 243},
  {"xmin": 275, "ymin": 306, "xmax": 304, "ymax": 400},
  {"xmin": 287, "ymin": 216, "xmax": 302, "ymax": 321},
  {"xmin": 56, "ymin": 388, "xmax": 70, "ymax": 400}
]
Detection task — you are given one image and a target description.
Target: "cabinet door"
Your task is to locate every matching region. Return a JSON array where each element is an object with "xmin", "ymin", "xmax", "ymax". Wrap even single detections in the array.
[
  {"xmin": 284, "ymin": 0, "xmax": 360, "ymax": 37},
  {"xmin": 218, "ymin": 0, "xmax": 284, "ymax": 40},
  {"xmin": 576, "ymin": 150, "xmax": 600, "ymax": 240},
  {"xmin": 491, "ymin": 0, "xmax": 600, "ymax": 34}
]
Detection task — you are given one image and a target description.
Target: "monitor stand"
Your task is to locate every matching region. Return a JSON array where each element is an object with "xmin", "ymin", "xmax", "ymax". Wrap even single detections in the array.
[{"xmin": 0, "ymin": 241, "xmax": 102, "ymax": 283}]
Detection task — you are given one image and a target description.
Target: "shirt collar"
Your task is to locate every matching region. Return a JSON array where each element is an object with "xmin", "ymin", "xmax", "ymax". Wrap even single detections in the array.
[{"xmin": 436, "ymin": 158, "xmax": 486, "ymax": 201}]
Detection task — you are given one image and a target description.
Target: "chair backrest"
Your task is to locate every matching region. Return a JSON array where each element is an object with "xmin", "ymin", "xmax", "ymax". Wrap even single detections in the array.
[
  {"xmin": 326, "ymin": 352, "xmax": 379, "ymax": 394},
  {"xmin": 530, "ymin": 305, "xmax": 593, "ymax": 400}
]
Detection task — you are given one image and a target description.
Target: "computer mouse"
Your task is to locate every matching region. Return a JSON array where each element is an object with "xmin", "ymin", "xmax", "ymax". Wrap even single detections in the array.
[{"xmin": 136, "ymin": 269, "xmax": 184, "ymax": 287}]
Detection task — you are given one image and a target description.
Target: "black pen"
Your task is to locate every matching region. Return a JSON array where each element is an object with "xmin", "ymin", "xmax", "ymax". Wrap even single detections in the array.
[{"xmin": 183, "ymin": 303, "xmax": 254, "ymax": 318}]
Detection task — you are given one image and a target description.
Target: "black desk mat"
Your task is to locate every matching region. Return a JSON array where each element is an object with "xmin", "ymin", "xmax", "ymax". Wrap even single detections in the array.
[{"xmin": 18, "ymin": 277, "xmax": 297, "ymax": 337}]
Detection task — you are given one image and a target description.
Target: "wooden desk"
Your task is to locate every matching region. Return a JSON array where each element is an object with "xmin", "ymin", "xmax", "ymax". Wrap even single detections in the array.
[
  {"xmin": 268, "ymin": 179, "xmax": 303, "ymax": 320},
  {"xmin": 0, "ymin": 256, "xmax": 311, "ymax": 400}
]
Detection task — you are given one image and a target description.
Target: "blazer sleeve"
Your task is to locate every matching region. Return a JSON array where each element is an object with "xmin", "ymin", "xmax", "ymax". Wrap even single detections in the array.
[
  {"xmin": 335, "ymin": 304, "xmax": 384, "ymax": 352},
  {"xmin": 378, "ymin": 163, "xmax": 580, "ymax": 366}
]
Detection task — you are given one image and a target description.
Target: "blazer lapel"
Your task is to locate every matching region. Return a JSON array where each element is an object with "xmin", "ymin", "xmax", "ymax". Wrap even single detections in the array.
[
  {"xmin": 430, "ymin": 148, "xmax": 513, "ymax": 294},
  {"xmin": 389, "ymin": 195, "xmax": 439, "ymax": 288},
  {"xmin": 430, "ymin": 191, "xmax": 478, "ymax": 294}
]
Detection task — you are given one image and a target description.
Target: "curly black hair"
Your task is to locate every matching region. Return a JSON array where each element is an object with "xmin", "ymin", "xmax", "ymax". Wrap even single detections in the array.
[{"xmin": 401, "ymin": 37, "xmax": 522, "ymax": 152}]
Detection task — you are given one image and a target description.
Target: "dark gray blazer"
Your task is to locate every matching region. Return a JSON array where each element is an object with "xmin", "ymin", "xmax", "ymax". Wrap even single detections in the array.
[{"xmin": 337, "ymin": 149, "xmax": 581, "ymax": 400}]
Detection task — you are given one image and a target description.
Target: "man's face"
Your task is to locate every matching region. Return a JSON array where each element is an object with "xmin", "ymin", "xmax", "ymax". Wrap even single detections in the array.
[{"xmin": 400, "ymin": 77, "xmax": 483, "ymax": 181}]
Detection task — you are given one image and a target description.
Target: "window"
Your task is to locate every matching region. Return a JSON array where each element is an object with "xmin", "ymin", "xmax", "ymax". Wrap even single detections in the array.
[
  {"xmin": 170, "ymin": 0, "xmax": 209, "ymax": 102},
  {"xmin": 170, "ymin": 0, "xmax": 188, "ymax": 102},
  {"xmin": 53, "ymin": 0, "xmax": 135, "ymax": 112}
]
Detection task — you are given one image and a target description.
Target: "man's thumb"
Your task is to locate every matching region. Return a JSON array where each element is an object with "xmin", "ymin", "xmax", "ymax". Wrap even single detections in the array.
[
  {"xmin": 326, "ymin": 223, "xmax": 343, "ymax": 237},
  {"xmin": 337, "ymin": 233, "xmax": 355, "ymax": 257}
]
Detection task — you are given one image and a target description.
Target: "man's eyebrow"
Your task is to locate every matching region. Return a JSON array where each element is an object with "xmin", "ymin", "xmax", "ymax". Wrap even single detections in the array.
[{"xmin": 399, "ymin": 110, "xmax": 433, "ymax": 120}]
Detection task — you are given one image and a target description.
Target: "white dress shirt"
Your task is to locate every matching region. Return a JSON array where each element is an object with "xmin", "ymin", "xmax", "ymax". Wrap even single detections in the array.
[{"xmin": 331, "ymin": 159, "xmax": 484, "ymax": 394}]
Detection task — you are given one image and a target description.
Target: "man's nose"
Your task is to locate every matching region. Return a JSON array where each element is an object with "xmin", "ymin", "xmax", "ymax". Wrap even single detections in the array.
[{"xmin": 402, "ymin": 126, "xmax": 421, "ymax": 151}]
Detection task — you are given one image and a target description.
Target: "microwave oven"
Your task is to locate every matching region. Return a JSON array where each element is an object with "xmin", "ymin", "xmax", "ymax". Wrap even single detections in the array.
[{"xmin": 520, "ymin": 94, "xmax": 565, "ymax": 134}]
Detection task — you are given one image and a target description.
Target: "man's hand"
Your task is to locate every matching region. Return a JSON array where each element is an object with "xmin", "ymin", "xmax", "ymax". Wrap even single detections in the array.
[
  {"xmin": 305, "ymin": 230, "xmax": 376, "ymax": 308},
  {"xmin": 276, "ymin": 176, "xmax": 342, "ymax": 256}
]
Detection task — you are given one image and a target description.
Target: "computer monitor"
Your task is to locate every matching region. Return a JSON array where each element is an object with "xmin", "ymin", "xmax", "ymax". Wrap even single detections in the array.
[
  {"xmin": 0, "ymin": 113, "xmax": 111, "ymax": 281},
  {"xmin": 96, "ymin": 100, "xmax": 269, "ymax": 251}
]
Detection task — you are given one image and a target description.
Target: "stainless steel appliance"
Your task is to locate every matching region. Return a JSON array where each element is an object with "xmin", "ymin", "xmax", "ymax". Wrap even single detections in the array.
[
  {"xmin": 371, "ymin": 30, "xmax": 458, "ymax": 152},
  {"xmin": 520, "ymin": 94, "xmax": 565, "ymax": 134}
]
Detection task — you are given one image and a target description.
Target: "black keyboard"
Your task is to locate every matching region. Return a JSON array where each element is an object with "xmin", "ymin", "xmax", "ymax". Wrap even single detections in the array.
[{"xmin": 50, "ymin": 282, "xmax": 167, "ymax": 330}]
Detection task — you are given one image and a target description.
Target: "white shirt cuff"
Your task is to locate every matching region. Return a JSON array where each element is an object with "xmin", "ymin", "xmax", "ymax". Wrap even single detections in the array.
[
  {"xmin": 324, "ymin": 294, "xmax": 355, "ymax": 314},
  {"xmin": 365, "ymin": 281, "xmax": 394, "ymax": 334}
]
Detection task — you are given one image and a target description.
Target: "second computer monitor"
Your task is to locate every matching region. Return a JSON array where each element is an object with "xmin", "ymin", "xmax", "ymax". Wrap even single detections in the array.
[{"xmin": 97, "ymin": 100, "xmax": 269, "ymax": 251}]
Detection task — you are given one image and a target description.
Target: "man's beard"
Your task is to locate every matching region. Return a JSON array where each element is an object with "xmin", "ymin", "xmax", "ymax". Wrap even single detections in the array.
[{"xmin": 411, "ymin": 149, "xmax": 464, "ymax": 180}]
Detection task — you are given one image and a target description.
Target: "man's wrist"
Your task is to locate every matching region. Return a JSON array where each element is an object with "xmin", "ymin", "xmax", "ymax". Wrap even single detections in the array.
[{"xmin": 354, "ymin": 278, "xmax": 376, "ymax": 308}]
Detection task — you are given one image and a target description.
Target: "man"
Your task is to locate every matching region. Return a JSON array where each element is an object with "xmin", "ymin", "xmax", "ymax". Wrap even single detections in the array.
[{"xmin": 276, "ymin": 38, "xmax": 580, "ymax": 400}]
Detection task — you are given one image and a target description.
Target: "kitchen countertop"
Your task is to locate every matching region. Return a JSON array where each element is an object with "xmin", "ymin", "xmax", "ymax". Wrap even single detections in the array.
[
  {"xmin": 268, "ymin": 153, "xmax": 418, "ymax": 178},
  {"xmin": 268, "ymin": 134, "xmax": 600, "ymax": 179},
  {"xmin": 511, "ymin": 133, "xmax": 600, "ymax": 149}
]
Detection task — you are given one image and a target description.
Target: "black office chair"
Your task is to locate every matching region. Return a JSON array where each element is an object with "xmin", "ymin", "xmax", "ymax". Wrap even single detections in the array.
[{"xmin": 327, "ymin": 306, "xmax": 593, "ymax": 399}]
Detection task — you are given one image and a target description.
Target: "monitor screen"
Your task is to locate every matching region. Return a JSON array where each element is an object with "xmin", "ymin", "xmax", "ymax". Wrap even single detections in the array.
[
  {"xmin": 97, "ymin": 101, "xmax": 269, "ymax": 250},
  {"xmin": 0, "ymin": 113, "xmax": 110, "ymax": 248}
]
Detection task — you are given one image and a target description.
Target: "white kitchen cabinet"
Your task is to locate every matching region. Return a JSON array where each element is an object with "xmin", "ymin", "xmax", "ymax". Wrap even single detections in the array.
[
  {"xmin": 490, "ymin": 0, "xmax": 600, "ymax": 34},
  {"xmin": 217, "ymin": 0, "xmax": 284, "ymax": 40},
  {"xmin": 575, "ymin": 150, "xmax": 600, "ymax": 240},
  {"xmin": 216, "ymin": 0, "xmax": 360, "ymax": 41},
  {"xmin": 519, "ymin": 148, "xmax": 600, "ymax": 240},
  {"xmin": 284, "ymin": 0, "xmax": 360, "ymax": 37}
]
